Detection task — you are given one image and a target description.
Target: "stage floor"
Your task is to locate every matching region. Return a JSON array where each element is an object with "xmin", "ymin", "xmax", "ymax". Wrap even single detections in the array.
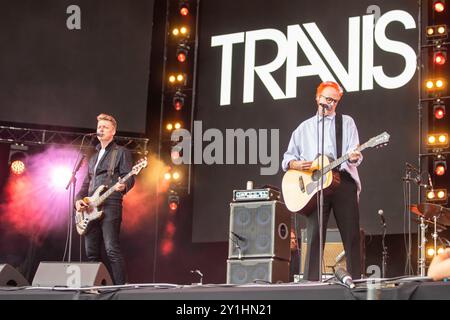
[{"xmin": 0, "ymin": 280, "xmax": 449, "ymax": 300}]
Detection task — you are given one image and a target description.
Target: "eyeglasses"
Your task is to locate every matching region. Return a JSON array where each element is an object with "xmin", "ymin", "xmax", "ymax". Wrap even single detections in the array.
[{"xmin": 320, "ymin": 95, "xmax": 339, "ymax": 105}]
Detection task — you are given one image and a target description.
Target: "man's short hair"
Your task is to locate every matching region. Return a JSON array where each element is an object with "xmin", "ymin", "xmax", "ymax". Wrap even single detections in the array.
[
  {"xmin": 316, "ymin": 81, "xmax": 344, "ymax": 98},
  {"xmin": 97, "ymin": 113, "xmax": 117, "ymax": 130}
]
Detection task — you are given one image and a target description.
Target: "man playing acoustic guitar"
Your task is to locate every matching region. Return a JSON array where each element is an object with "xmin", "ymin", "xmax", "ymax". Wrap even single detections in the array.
[{"xmin": 282, "ymin": 81, "xmax": 362, "ymax": 281}]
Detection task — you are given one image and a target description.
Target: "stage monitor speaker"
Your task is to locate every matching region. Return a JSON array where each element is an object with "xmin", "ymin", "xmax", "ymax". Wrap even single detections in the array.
[
  {"xmin": 32, "ymin": 262, "xmax": 113, "ymax": 287},
  {"xmin": 226, "ymin": 258, "xmax": 289, "ymax": 284},
  {"xmin": 0, "ymin": 264, "xmax": 29, "ymax": 287},
  {"xmin": 228, "ymin": 200, "xmax": 291, "ymax": 260}
]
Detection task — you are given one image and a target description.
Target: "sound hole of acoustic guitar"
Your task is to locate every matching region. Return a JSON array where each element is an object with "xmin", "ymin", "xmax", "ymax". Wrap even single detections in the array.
[{"xmin": 311, "ymin": 169, "xmax": 323, "ymax": 182}]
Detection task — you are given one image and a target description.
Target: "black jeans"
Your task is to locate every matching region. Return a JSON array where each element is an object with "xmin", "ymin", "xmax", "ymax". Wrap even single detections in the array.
[
  {"xmin": 303, "ymin": 171, "xmax": 361, "ymax": 281},
  {"xmin": 84, "ymin": 203, "xmax": 126, "ymax": 285}
]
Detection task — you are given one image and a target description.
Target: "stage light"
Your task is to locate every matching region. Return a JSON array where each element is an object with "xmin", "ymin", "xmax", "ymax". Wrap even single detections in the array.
[
  {"xmin": 426, "ymin": 188, "xmax": 448, "ymax": 204},
  {"xmin": 172, "ymin": 171, "xmax": 180, "ymax": 180},
  {"xmin": 8, "ymin": 144, "xmax": 28, "ymax": 176},
  {"xmin": 179, "ymin": 1, "xmax": 189, "ymax": 16},
  {"xmin": 164, "ymin": 172, "xmax": 172, "ymax": 180},
  {"xmin": 10, "ymin": 160, "xmax": 25, "ymax": 175},
  {"xmin": 426, "ymin": 25, "xmax": 448, "ymax": 40},
  {"xmin": 434, "ymin": 49, "xmax": 447, "ymax": 65},
  {"xmin": 173, "ymin": 90, "xmax": 186, "ymax": 111},
  {"xmin": 428, "ymin": 247, "xmax": 436, "ymax": 257},
  {"xmin": 433, "ymin": 0, "xmax": 446, "ymax": 12},
  {"xmin": 438, "ymin": 247, "xmax": 445, "ymax": 255},
  {"xmin": 434, "ymin": 159, "xmax": 447, "ymax": 176},
  {"xmin": 169, "ymin": 73, "xmax": 187, "ymax": 86},
  {"xmin": 426, "ymin": 133, "xmax": 449, "ymax": 148},
  {"xmin": 425, "ymin": 78, "xmax": 446, "ymax": 91},
  {"xmin": 171, "ymin": 146, "xmax": 182, "ymax": 161},
  {"xmin": 172, "ymin": 28, "xmax": 180, "ymax": 36},
  {"xmin": 51, "ymin": 166, "xmax": 72, "ymax": 189},
  {"xmin": 180, "ymin": 27, "xmax": 188, "ymax": 35},
  {"xmin": 174, "ymin": 122, "xmax": 181, "ymax": 129},
  {"xmin": 168, "ymin": 190, "xmax": 179, "ymax": 212},
  {"xmin": 176, "ymin": 43, "xmax": 190, "ymax": 63},
  {"xmin": 166, "ymin": 123, "xmax": 173, "ymax": 131},
  {"xmin": 433, "ymin": 101, "xmax": 446, "ymax": 119}
]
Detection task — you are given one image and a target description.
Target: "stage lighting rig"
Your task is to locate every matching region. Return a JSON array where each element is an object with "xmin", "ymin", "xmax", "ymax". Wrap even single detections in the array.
[
  {"xmin": 434, "ymin": 156, "xmax": 447, "ymax": 176},
  {"xmin": 8, "ymin": 144, "xmax": 28, "ymax": 175},
  {"xmin": 433, "ymin": 100, "xmax": 446, "ymax": 119},
  {"xmin": 173, "ymin": 90, "xmax": 186, "ymax": 111},
  {"xmin": 433, "ymin": 0, "xmax": 446, "ymax": 13},
  {"xmin": 179, "ymin": 1, "xmax": 189, "ymax": 16},
  {"xmin": 176, "ymin": 42, "xmax": 190, "ymax": 63}
]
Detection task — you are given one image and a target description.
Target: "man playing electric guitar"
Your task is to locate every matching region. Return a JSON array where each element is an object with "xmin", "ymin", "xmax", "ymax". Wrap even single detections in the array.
[
  {"xmin": 75, "ymin": 113, "xmax": 135, "ymax": 285},
  {"xmin": 282, "ymin": 81, "xmax": 362, "ymax": 281}
]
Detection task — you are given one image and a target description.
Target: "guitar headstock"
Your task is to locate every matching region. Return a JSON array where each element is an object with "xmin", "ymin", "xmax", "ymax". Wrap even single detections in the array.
[
  {"xmin": 132, "ymin": 157, "xmax": 148, "ymax": 175},
  {"xmin": 367, "ymin": 132, "xmax": 390, "ymax": 149}
]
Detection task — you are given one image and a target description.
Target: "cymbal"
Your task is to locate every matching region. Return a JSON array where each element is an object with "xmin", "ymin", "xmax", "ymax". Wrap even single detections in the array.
[{"xmin": 410, "ymin": 203, "xmax": 450, "ymax": 226}]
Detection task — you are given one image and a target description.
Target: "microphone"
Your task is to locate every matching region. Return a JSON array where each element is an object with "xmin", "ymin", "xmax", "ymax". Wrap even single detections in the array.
[
  {"xmin": 319, "ymin": 102, "xmax": 331, "ymax": 110},
  {"xmin": 335, "ymin": 250, "xmax": 346, "ymax": 264},
  {"xmin": 428, "ymin": 173, "xmax": 434, "ymax": 190},
  {"xmin": 378, "ymin": 209, "xmax": 386, "ymax": 227},
  {"xmin": 335, "ymin": 267, "xmax": 355, "ymax": 289},
  {"xmin": 85, "ymin": 132, "xmax": 103, "ymax": 137},
  {"xmin": 230, "ymin": 231, "xmax": 246, "ymax": 242},
  {"xmin": 405, "ymin": 162, "xmax": 420, "ymax": 173}
]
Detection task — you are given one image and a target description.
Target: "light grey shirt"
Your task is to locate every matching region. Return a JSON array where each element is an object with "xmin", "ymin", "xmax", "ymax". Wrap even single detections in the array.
[{"xmin": 282, "ymin": 112, "xmax": 363, "ymax": 196}]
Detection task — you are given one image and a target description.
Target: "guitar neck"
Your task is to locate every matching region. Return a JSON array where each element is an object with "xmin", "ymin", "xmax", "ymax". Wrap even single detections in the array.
[
  {"xmin": 96, "ymin": 171, "xmax": 134, "ymax": 205},
  {"xmin": 322, "ymin": 142, "xmax": 369, "ymax": 174}
]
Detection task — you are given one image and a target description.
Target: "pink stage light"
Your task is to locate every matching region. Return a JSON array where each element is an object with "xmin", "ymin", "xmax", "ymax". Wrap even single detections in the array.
[
  {"xmin": 51, "ymin": 166, "xmax": 73, "ymax": 190},
  {"xmin": 1, "ymin": 147, "xmax": 87, "ymax": 241}
]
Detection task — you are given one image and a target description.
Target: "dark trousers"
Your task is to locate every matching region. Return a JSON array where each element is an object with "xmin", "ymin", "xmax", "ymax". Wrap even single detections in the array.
[
  {"xmin": 84, "ymin": 203, "xmax": 126, "ymax": 285},
  {"xmin": 303, "ymin": 171, "xmax": 361, "ymax": 281}
]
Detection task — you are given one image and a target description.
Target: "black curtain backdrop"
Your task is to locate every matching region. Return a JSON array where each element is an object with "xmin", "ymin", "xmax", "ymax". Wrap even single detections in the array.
[
  {"xmin": 192, "ymin": 0, "xmax": 418, "ymax": 241},
  {"xmin": 0, "ymin": 0, "xmax": 154, "ymax": 133}
]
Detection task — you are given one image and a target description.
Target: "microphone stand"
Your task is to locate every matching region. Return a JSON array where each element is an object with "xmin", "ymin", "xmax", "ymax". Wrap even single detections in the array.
[
  {"xmin": 401, "ymin": 164, "xmax": 413, "ymax": 275},
  {"xmin": 63, "ymin": 135, "xmax": 90, "ymax": 263},
  {"xmin": 381, "ymin": 221, "xmax": 387, "ymax": 278},
  {"xmin": 318, "ymin": 104, "xmax": 327, "ymax": 282}
]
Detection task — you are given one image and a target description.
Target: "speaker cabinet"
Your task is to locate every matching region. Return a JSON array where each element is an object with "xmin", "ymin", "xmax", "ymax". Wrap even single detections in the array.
[
  {"xmin": 299, "ymin": 228, "xmax": 366, "ymax": 275},
  {"xmin": 229, "ymin": 201, "xmax": 291, "ymax": 260},
  {"xmin": 32, "ymin": 262, "xmax": 113, "ymax": 287},
  {"xmin": 226, "ymin": 258, "xmax": 289, "ymax": 284},
  {"xmin": 0, "ymin": 264, "xmax": 29, "ymax": 287},
  {"xmin": 300, "ymin": 229, "xmax": 345, "ymax": 274}
]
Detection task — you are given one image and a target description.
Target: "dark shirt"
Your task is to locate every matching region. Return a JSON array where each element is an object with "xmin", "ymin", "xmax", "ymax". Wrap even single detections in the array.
[{"xmin": 76, "ymin": 141, "xmax": 135, "ymax": 205}]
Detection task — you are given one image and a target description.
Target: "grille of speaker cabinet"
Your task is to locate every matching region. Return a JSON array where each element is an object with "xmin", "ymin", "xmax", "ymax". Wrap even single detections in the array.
[
  {"xmin": 32, "ymin": 262, "xmax": 113, "ymax": 287},
  {"xmin": 226, "ymin": 258, "xmax": 289, "ymax": 284},
  {"xmin": 228, "ymin": 200, "xmax": 291, "ymax": 261}
]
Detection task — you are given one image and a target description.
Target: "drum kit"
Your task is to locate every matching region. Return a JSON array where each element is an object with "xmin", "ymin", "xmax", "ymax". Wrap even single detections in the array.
[{"xmin": 410, "ymin": 203, "xmax": 450, "ymax": 276}]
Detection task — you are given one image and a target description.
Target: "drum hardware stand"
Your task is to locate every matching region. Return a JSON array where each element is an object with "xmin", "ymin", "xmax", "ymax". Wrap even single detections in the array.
[
  {"xmin": 432, "ymin": 216, "xmax": 438, "ymax": 259},
  {"xmin": 418, "ymin": 216, "xmax": 427, "ymax": 277}
]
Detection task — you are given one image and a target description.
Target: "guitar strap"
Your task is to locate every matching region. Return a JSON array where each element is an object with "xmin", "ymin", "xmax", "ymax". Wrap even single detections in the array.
[{"xmin": 335, "ymin": 113, "xmax": 342, "ymax": 169}]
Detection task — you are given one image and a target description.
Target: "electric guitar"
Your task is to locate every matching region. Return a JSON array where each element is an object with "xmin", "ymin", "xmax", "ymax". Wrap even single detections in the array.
[
  {"xmin": 75, "ymin": 158, "xmax": 148, "ymax": 235},
  {"xmin": 281, "ymin": 132, "xmax": 390, "ymax": 215}
]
